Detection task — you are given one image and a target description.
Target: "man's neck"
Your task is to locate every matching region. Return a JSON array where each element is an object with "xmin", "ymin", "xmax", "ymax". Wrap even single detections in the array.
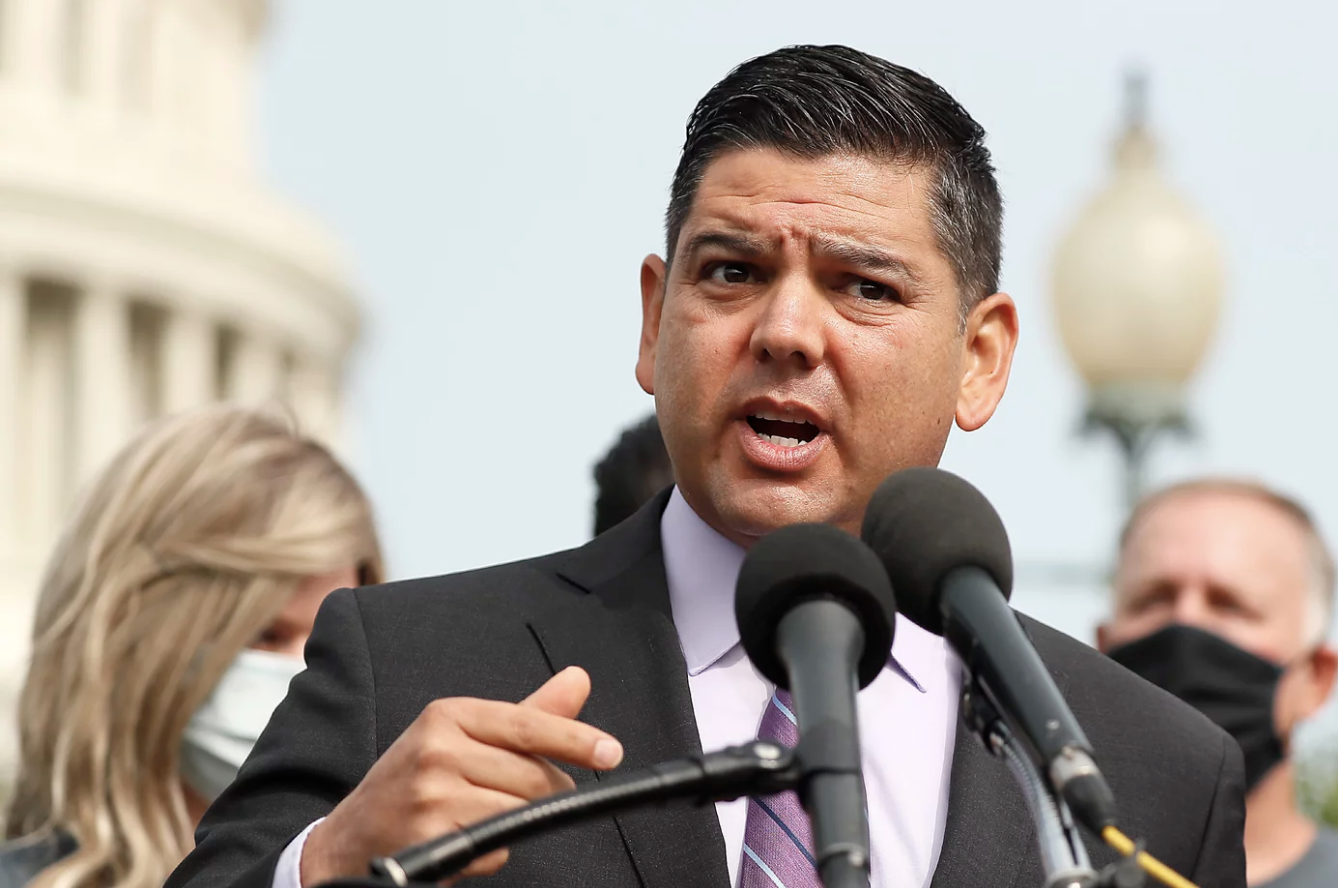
[{"xmin": 1243, "ymin": 762, "xmax": 1318, "ymax": 886}]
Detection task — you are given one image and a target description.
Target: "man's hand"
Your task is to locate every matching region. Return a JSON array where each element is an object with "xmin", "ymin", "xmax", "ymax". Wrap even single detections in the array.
[{"xmin": 300, "ymin": 666, "xmax": 623, "ymax": 885}]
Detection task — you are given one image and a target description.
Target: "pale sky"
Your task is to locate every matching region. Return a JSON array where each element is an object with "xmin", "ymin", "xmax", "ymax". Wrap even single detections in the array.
[{"xmin": 256, "ymin": 0, "xmax": 1338, "ymax": 646}]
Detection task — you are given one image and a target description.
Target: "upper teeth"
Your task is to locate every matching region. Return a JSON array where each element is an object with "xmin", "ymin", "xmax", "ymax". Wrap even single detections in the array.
[{"xmin": 753, "ymin": 410, "xmax": 805, "ymax": 423}]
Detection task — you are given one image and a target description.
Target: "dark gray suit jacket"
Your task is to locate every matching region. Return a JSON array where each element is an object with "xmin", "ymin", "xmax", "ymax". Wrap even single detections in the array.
[{"xmin": 166, "ymin": 492, "xmax": 1246, "ymax": 888}]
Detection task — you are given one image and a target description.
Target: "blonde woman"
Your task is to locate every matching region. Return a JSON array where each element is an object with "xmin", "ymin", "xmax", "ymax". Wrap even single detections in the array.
[{"xmin": 0, "ymin": 405, "xmax": 384, "ymax": 888}]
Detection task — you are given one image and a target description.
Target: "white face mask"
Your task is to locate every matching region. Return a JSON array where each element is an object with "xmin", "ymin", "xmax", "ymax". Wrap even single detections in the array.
[{"xmin": 181, "ymin": 648, "xmax": 306, "ymax": 803}]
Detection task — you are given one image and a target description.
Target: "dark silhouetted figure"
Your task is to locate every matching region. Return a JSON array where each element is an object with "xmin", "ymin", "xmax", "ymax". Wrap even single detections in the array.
[{"xmin": 592, "ymin": 414, "xmax": 673, "ymax": 535}]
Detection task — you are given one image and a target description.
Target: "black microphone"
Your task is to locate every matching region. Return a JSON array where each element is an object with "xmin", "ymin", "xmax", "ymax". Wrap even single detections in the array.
[
  {"xmin": 735, "ymin": 523, "xmax": 896, "ymax": 888},
  {"xmin": 860, "ymin": 467, "xmax": 1118, "ymax": 835}
]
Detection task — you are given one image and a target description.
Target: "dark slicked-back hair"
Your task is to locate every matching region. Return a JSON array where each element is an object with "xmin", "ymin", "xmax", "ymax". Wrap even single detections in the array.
[
  {"xmin": 666, "ymin": 45, "xmax": 1003, "ymax": 313},
  {"xmin": 592, "ymin": 414, "xmax": 674, "ymax": 536}
]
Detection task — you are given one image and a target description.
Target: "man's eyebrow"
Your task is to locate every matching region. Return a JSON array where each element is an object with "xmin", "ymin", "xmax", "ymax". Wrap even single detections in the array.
[
  {"xmin": 812, "ymin": 236, "xmax": 923, "ymax": 283},
  {"xmin": 680, "ymin": 230, "xmax": 772, "ymax": 263}
]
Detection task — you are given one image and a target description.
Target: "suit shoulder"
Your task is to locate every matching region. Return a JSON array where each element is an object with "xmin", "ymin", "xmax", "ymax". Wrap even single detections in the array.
[
  {"xmin": 319, "ymin": 550, "xmax": 598, "ymax": 710},
  {"xmin": 1020, "ymin": 615, "xmax": 1231, "ymax": 754},
  {"xmin": 349, "ymin": 547, "xmax": 587, "ymax": 620},
  {"xmin": 1016, "ymin": 618, "xmax": 1246, "ymax": 880}
]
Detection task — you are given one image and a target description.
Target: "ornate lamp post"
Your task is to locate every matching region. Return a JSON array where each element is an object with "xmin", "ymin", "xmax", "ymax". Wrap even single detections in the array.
[{"xmin": 1052, "ymin": 74, "xmax": 1226, "ymax": 511}]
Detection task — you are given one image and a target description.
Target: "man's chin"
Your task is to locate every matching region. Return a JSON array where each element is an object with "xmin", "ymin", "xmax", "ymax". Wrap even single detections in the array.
[{"xmin": 710, "ymin": 480, "xmax": 846, "ymax": 543}]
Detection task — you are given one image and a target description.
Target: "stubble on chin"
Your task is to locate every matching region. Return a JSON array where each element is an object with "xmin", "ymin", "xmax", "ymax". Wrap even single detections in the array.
[{"xmin": 702, "ymin": 473, "xmax": 857, "ymax": 544}]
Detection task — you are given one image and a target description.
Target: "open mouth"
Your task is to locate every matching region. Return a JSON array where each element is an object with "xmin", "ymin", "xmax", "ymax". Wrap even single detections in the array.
[{"xmin": 746, "ymin": 412, "xmax": 821, "ymax": 448}]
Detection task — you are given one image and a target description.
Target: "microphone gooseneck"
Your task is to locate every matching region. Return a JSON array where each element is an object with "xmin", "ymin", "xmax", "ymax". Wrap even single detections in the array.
[{"xmin": 735, "ymin": 523, "xmax": 896, "ymax": 888}]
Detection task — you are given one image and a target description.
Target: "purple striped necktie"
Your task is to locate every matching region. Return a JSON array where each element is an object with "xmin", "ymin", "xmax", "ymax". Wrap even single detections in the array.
[{"xmin": 738, "ymin": 689, "xmax": 821, "ymax": 888}]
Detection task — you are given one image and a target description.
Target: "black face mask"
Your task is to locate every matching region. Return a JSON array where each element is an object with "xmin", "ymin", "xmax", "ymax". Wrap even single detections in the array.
[{"xmin": 1106, "ymin": 624, "xmax": 1285, "ymax": 792}]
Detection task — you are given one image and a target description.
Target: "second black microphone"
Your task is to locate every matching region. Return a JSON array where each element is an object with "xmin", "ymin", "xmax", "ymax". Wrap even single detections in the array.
[{"xmin": 735, "ymin": 523, "xmax": 897, "ymax": 888}]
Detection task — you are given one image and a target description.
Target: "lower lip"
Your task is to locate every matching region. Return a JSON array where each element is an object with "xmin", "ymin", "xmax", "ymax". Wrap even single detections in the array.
[{"xmin": 736, "ymin": 420, "xmax": 828, "ymax": 473}]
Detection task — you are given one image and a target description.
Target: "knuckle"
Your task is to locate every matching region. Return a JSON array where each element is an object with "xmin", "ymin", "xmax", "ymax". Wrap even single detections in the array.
[
  {"xmin": 418, "ymin": 737, "xmax": 463, "ymax": 774},
  {"xmin": 405, "ymin": 774, "xmax": 447, "ymax": 814},
  {"xmin": 408, "ymin": 774, "xmax": 475, "ymax": 823},
  {"xmin": 483, "ymin": 791, "xmax": 525, "ymax": 819},
  {"xmin": 405, "ymin": 738, "xmax": 438, "ymax": 773},
  {"xmin": 516, "ymin": 766, "xmax": 553, "ymax": 799},
  {"xmin": 508, "ymin": 714, "xmax": 540, "ymax": 750},
  {"xmin": 401, "ymin": 728, "xmax": 469, "ymax": 776},
  {"xmin": 424, "ymin": 697, "xmax": 461, "ymax": 724}
]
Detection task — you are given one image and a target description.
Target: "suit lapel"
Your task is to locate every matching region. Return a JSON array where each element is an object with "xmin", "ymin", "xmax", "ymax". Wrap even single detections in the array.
[
  {"xmin": 528, "ymin": 491, "xmax": 731, "ymax": 888},
  {"xmin": 929, "ymin": 710, "xmax": 1034, "ymax": 888}
]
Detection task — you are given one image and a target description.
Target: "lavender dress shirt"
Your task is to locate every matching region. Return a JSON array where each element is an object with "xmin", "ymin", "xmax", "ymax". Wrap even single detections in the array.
[{"xmin": 274, "ymin": 487, "xmax": 961, "ymax": 888}]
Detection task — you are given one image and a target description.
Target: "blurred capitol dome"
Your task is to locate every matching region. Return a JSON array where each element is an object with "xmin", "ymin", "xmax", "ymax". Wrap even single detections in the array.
[{"xmin": 0, "ymin": 0, "xmax": 361, "ymax": 772}]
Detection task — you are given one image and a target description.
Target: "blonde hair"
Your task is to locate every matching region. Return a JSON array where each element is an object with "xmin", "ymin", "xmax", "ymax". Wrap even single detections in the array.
[
  {"xmin": 4, "ymin": 404, "xmax": 384, "ymax": 888},
  {"xmin": 1119, "ymin": 477, "xmax": 1335, "ymax": 647}
]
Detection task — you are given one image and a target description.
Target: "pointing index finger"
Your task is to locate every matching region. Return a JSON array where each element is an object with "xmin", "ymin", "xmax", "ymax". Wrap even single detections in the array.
[
  {"xmin": 521, "ymin": 666, "xmax": 592, "ymax": 719},
  {"xmin": 458, "ymin": 699, "xmax": 624, "ymax": 770}
]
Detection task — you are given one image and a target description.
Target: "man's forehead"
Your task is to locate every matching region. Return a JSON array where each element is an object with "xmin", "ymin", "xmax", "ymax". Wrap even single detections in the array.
[
  {"xmin": 692, "ymin": 149, "xmax": 929, "ymax": 216},
  {"xmin": 1130, "ymin": 489, "xmax": 1308, "ymax": 543},
  {"xmin": 1118, "ymin": 490, "xmax": 1314, "ymax": 587},
  {"xmin": 678, "ymin": 149, "xmax": 941, "ymax": 259}
]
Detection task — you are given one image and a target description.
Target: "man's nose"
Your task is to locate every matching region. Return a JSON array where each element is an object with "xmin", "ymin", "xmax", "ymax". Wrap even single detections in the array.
[
  {"xmin": 748, "ymin": 274, "xmax": 826, "ymax": 370},
  {"xmin": 1172, "ymin": 590, "xmax": 1212, "ymax": 628}
]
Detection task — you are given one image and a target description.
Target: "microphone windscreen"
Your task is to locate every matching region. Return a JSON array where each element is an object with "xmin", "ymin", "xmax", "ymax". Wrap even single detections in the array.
[
  {"xmin": 735, "ymin": 523, "xmax": 896, "ymax": 690},
  {"xmin": 860, "ymin": 467, "xmax": 1013, "ymax": 636}
]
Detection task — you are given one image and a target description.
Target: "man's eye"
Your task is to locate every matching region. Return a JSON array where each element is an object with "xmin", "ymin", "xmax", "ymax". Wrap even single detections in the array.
[
  {"xmin": 1129, "ymin": 587, "xmax": 1174, "ymax": 614},
  {"xmin": 848, "ymin": 279, "xmax": 898, "ymax": 302},
  {"xmin": 707, "ymin": 263, "xmax": 754, "ymax": 285},
  {"xmin": 1209, "ymin": 593, "xmax": 1251, "ymax": 618}
]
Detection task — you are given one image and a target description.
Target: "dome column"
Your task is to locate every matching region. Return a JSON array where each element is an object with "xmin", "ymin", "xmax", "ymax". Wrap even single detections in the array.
[
  {"xmin": 290, "ymin": 354, "xmax": 340, "ymax": 446},
  {"xmin": 0, "ymin": 266, "xmax": 23, "ymax": 564},
  {"xmin": 74, "ymin": 278, "xmax": 134, "ymax": 483},
  {"xmin": 162, "ymin": 307, "xmax": 216, "ymax": 413},
  {"xmin": 233, "ymin": 330, "xmax": 285, "ymax": 403}
]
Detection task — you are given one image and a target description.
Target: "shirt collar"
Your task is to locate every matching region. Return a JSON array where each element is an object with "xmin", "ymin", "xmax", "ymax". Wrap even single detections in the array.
[{"xmin": 660, "ymin": 486, "xmax": 929, "ymax": 692}]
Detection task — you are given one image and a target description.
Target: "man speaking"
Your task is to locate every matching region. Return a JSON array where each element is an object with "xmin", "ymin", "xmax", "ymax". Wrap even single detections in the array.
[{"xmin": 168, "ymin": 46, "xmax": 1245, "ymax": 888}]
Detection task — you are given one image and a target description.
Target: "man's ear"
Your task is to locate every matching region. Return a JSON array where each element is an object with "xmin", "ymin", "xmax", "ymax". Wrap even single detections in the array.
[
  {"xmin": 1298, "ymin": 645, "xmax": 1338, "ymax": 721},
  {"xmin": 636, "ymin": 255, "xmax": 667, "ymax": 395},
  {"xmin": 1275, "ymin": 645, "xmax": 1338, "ymax": 738},
  {"xmin": 955, "ymin": 292, "xmax": 1019, "ymax": 432}
]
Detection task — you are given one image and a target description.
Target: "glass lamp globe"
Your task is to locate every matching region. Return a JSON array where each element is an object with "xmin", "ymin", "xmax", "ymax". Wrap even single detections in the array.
[{"xmin": 1051, "ymin": 80, "xmax": 1225, "ymax": 429}]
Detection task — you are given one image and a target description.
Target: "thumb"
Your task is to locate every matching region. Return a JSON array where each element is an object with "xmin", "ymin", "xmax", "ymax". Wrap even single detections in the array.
[{"xmin": 521, "ymin": 666, "xmax": 592, "ymax": 719}]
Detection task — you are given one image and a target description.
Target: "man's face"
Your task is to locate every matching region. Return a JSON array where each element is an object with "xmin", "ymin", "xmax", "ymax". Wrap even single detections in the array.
[
  {"xmin": 1099, "ymin": 490, "xmax": 1337, "ymax": 740},
  {"xmin": 1101, "ymin": 492, "xmax": 1316, "ymax": 662},
  {"xmin": 635, "ymin": 148, "xmax": 1016, "ymax": 545}
]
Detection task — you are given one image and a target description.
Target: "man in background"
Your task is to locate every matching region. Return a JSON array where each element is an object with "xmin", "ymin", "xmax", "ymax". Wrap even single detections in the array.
[
  {"xmin": 592, "ymin": 414, "xmax": 672, "ymax": 535},
  {"xmin": 1100, "ymin": 479, "xmax": 1338, "ymax": 887}
]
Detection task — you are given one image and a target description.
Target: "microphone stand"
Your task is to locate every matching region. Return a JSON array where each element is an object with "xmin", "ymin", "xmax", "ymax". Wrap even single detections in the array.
[
  {"xmin": 961, "ymin": 684, "xmax": 1143, "ymax": 888},
  {"xmin": 988, "ymin": 725, "xmax": 1095, "ymax": 887}
]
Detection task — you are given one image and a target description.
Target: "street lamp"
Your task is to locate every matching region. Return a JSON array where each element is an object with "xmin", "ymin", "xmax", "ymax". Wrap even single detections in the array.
[{"xmin": 1052, "ymin": 73, "xmax": 1225, "ymax": 511}]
